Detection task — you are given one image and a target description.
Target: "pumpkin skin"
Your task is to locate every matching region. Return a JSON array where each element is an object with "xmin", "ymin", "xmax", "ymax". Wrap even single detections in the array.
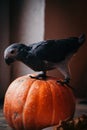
[{"xmin": 4, "ymin": 75, "xmax": 75, "ymax": 130}]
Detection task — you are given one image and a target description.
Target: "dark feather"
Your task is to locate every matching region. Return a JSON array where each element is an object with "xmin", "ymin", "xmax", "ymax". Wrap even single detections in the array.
[
  {"xmin": 4, "ymin": 34, "xmax": 85, "ymax": 73},
  {"xmin": 29, "ymin": 35, "xmax": 84, "ymax": 63}
]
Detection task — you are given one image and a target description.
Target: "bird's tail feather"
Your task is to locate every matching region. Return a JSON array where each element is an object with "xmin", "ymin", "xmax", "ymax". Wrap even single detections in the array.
[{"xmin": 78, "ymin": 33, "xmax": 86, "ymax": 45}]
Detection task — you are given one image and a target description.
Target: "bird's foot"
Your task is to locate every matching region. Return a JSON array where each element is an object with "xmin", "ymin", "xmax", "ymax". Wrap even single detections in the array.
[
  {"xmin": 57, "ymin": 78, "xmax": 70, "ymax": 86},
  {"xmin": 30, "ymin": 73, "xmax": 47, "ymax": 80}
]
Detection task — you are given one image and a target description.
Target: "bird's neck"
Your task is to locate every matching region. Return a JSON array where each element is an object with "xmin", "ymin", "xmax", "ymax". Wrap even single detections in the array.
[{"xmin": 17, "ymin": 48, "xmax": 29, "ymax": 61}]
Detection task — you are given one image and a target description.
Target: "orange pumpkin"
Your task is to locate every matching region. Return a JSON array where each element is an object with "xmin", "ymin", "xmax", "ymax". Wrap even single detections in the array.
[{"xmin": 4, "ymin": 75, "xmax": 76, "ymax": 130}]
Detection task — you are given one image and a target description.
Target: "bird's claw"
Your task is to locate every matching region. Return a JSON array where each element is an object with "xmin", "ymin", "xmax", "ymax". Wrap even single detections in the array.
[
  {"xmin": 57, "ymin": 78, "xmax": 70, "ymax": 86},
  {"xmin": 30, "ymin": 73, "xmax": 47, "ymax": 80}
]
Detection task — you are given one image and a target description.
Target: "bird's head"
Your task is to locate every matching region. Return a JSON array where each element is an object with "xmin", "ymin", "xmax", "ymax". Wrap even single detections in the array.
[{"xmin": 4, "ymin": 43, "xmax": 27, "ymax": 65}]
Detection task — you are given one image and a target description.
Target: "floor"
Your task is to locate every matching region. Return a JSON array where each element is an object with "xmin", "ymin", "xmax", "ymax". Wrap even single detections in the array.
[{"xmin": 0, "ymin": 99, "xmax": 87, "ymax": 130}]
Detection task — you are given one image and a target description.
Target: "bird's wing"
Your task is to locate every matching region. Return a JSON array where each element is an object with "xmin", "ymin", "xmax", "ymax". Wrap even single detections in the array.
[{"xmin": 29, "ymin": 36, "xmax": 83, "ymax": 63}]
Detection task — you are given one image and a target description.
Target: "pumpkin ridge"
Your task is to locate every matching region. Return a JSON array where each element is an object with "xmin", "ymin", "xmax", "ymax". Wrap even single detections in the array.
[
  {"xmin": 55, "ymin": 84, "xmax": 70, "ymax": 120},
  {"xmin": 10, "ymin": 77, "xmax": 27, "ymax": 129},
  {"xmin": 22, "ymin": 78, "xmax": 37, "ymax": 129},
  {"xmin": 4, "ymin": 79, "xmax": 17, "ymax": 128},
  {"xmin": 12, "ymin": 78, "xmax": 26, "ymax": 129},
  {"xmin": 47, "ymin": 80, "xmax": 69, "ymax": 124},
  {"xmin": 34, "ymin": 80, "xmax": 51, "ymax": 129},
  {"xmin": 32, "ymin": 80, "xmax": 42, "ymax": 130},
  {"xmin": 62, "ymin": 86, "xmax": 76, "ymax": 117},
  {"xmin": 46, "ymin": 79, "xmax": 63, "ymax": 125},
  {"xmin": 46, "ymin": 80, "xmax": 55, "ymax": 126},
  {"xmin": 58, "ymin": 85, "xmax": 75, "ymax": 119},
  {"xmin": 34, "ymin": 80, "xmax": 44, "ymax": 129},
  {"xmin": 44, "ymin": 81, "xmax": 53, "ymax": 127}
]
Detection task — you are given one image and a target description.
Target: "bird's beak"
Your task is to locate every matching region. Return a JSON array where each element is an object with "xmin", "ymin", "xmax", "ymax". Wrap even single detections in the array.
[{"xmin": 5, "ymin": 57, "xmax": 15, "ymax": 65}]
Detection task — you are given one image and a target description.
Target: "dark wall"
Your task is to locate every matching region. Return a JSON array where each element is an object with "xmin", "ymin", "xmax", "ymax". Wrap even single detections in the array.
[
  {"xmin": 0, "ymin": 0, "xmax": 45, "ymax": 100},
  {"xmin": 45, "ymin": 0, "xmax": 87, "ymax": 98},
  {"xmin": 0, "ymin": 0, "xmax": 10, "ymax": 100},
  {"xmin": 10, "ymin": 0, "xmax": 24, "ymax": 42}
]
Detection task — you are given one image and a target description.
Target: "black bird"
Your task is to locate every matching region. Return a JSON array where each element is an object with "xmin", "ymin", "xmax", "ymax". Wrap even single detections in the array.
[{"xmin": 4, "ymin": 34, "xmax": 85, "ymax": 85}]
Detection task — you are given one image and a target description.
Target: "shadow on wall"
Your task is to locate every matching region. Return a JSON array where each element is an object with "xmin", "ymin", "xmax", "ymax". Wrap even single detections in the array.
[
  {"xmin": 45, "ymin": 0, "xmax": 87, "ymax": 98},
  {"xmin": 0, "ymin": 0, "xmax": 10, "ymax": 101},
  {"xmin": 0, "ymin": 0, "xmax": 45, "ymax": 100}
]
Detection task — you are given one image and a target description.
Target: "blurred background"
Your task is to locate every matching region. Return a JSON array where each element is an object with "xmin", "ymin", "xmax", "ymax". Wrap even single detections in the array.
[{"xmin": 0, "ymin": 0, "xmax": 87, "ymax": 101}]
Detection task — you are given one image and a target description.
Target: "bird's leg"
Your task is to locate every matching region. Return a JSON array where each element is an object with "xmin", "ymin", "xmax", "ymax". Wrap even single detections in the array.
[
  {"xmin": 60, "ymin": 77, "xmax": 70, "ymax": 86},
  {"xmin": 57, "ymin": 61, "xmax": 71, "ymax": 86},
  {"xmin": 30, "ymin": 71, "xmax": 47, "ymax": 80}
]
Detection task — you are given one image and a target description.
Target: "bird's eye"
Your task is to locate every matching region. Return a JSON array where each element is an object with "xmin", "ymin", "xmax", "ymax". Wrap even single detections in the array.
[{"xmin": 10, "ymin": 50, "xmax": 15, "ymax": 54}]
